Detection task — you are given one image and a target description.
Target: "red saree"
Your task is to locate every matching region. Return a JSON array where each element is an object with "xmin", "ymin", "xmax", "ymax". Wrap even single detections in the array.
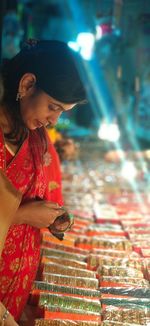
[{"xmin": 0, "ymin": 127, "xmax": 63, "ymax": 321}]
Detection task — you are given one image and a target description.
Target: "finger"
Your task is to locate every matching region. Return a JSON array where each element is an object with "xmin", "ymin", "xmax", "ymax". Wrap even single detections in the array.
[
  {"xmin": 44, "ymin": 201, "xmax": 61, "ymax": 209},
  {"xmin": 53, "ymin": 208, "xmax": 66, "ymax": 218}
]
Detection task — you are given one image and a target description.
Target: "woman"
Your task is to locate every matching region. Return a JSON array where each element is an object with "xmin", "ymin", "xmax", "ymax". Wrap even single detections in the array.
[{"xmin": 0, "ymin": 39, "xmax": 86, "ymax": 325}]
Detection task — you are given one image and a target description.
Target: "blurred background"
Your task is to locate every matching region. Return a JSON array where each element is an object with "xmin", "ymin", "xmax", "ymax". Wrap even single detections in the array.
[{"xmin": 0, "ymin": 0, "xmax": 150, "ymax": 153}]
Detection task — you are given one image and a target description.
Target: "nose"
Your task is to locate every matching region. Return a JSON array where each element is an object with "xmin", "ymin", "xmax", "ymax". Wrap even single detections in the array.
[{"xmin": 49, "ymin": 111, "xmax": 62, "ymax": 126}]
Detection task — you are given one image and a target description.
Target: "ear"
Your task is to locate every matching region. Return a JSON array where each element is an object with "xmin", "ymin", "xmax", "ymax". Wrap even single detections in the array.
[{"xmin": 18, "ymin": 73, "xmax": 36, "ymax": 97}]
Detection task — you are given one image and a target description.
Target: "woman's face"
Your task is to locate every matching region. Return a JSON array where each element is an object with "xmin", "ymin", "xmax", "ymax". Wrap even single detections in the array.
[{"xmin": 20, "ymin": 89, "xmax": 76, "ymax": 130}]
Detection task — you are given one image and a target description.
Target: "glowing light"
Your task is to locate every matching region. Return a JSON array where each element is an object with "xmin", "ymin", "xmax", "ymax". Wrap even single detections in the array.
[
  {"xmin": 121, "ymin": 161, "xmax": 138, "ymax": 180},
  {"xmin": 68, "ymin": 32, "xmax": 95, "ymax": 60},
  {"xmin": 98, "ymin": 122, "xmax": 120, "ymax": 142},
  {"xmin": 76, "ymin": 32, "xmax": 94, "ymax": 47},
  {"xmin": 95, "ymin": 25, "xmax": 103, "ymax": 40},
  {"xmin": 77, "ymin": 32, "xmax": 95, "ymax": 60}
]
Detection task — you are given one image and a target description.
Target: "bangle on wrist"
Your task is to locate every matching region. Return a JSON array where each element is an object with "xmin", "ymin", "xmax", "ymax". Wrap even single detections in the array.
[{"xmin": 2, "ymin": 309, "xmax": 9, "ymax": 321}]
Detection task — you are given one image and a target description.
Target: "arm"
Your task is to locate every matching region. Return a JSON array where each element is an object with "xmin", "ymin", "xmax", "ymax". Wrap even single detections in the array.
[
  {"xmin": 0, "ymin": 170, "xmax": 22, "ymax": 256},
  {"xmin": 0, "ymin": 302, "xmax": 19, "ymax": 326}
]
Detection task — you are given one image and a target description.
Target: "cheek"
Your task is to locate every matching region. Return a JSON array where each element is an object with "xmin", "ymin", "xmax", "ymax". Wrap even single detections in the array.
[{"xmin": 21, "ymin": 99, "xmax": 45, "ymax": 121}]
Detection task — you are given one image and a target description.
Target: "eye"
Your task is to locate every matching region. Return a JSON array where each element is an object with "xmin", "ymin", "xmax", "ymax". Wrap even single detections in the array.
[{"xmin": 48, "ymin": 104, "xmax": 62, "ymax": 112}]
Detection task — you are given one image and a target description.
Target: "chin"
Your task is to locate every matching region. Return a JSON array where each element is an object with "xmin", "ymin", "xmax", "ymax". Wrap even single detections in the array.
[
  {"xmin": 26, "ymin": 124, "xmax": 37, "ymax": 130},
  {"xmin": 26, "ymin": 120, "xmax": 43, "ymax": 130}
]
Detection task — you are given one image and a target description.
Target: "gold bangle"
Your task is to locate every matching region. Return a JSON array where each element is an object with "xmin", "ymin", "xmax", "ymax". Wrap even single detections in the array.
[{"xmin": 2, "ymin": 309, "xmax": 9, "ymax": 321}]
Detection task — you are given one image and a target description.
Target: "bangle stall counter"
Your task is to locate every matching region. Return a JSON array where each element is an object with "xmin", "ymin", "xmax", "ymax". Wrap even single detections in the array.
[{"xmin": 20, "ymin": 142, "xmax": 150, "ymax": 326}]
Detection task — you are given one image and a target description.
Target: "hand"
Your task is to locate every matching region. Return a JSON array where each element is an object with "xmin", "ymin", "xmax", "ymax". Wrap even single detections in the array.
[{"xmin": 14, "ymin": 200, "xmax": 65, "ymax": 229}]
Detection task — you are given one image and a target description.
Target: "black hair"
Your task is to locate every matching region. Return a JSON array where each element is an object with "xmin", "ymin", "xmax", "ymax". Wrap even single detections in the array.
[{"xmin": 0, "ymin": 39, "xmax": 86, "ymax": 143}]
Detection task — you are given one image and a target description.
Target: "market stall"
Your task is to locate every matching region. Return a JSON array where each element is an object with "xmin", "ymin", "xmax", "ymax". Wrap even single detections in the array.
[{"xmin": 21, "ymin": 141, "xmax": 150, "ymax": 325}]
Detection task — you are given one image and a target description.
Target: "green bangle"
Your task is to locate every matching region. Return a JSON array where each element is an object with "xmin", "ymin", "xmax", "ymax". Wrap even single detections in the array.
[{"xmin": 2, "ymin": 309, "xmax": 9, "ymax": 321}]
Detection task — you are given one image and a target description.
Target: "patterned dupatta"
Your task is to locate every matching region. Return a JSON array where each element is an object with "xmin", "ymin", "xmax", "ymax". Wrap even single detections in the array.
[{"xmin": 0, "ymin": 127, "xmax": 63, "ymax": 320}]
